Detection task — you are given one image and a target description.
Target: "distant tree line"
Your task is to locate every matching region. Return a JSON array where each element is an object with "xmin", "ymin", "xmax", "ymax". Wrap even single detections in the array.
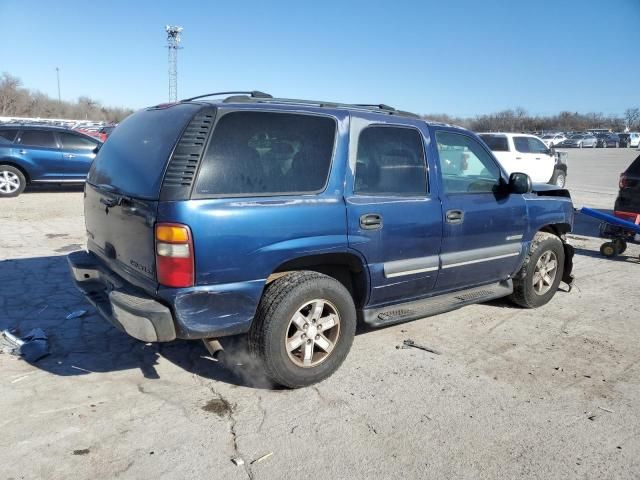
[
  {"xmin": 424, "ymin": 107, "xmax": 640, "ymax": 133},
  {"xmin": 0, "ymin": 72, "xmax": 133, "ymax": 122}
]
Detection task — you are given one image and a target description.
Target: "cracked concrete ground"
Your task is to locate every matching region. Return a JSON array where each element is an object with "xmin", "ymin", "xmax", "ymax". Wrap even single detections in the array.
[{"xmin": 1, "ymin": 149, "xmax": 640, "ymax": 479}]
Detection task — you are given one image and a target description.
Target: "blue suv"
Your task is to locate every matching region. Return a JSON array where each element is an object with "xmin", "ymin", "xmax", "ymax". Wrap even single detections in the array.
[
  {"xmin": 68, "ymin": 92, "xmax": 575, "ymax": 387},
  {"xmin": 0, "ymin": 125, "xmax": 101, "ymax": 197}
]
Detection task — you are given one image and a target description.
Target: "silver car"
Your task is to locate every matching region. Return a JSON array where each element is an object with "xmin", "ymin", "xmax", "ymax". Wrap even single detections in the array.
[{"xmin": 557, "ymin": 133, "xmax": 597, "ymax": 148}]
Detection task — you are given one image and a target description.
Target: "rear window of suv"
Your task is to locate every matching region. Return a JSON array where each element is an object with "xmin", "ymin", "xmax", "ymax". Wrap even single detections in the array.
[
  {"xmin": 88, "ymin": 103, "xmax": 202, "ymax": 199},
  {"xmin": 193, "ymin": 111, "xmax": 336, "ymax": 197}
]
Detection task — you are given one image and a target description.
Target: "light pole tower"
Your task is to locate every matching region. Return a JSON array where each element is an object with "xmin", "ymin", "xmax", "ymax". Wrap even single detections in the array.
[
  {"xmin": 165, "ymin": 25, "xmax": 183, "ymax": 102},
  {"xmin": 55, "ymin": 67, "xmax": 61, "ymax": 102}
]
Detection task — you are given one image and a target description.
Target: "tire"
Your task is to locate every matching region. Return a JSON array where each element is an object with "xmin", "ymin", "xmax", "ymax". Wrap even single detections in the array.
[
  {"xmin": 600, "ymin": 242, "xmax": 616, "ymax": 257},
  {"xmin": 509, "ymin": 232, "xmax": 565, "ymax": 308},
  {"xmin": 602, "ymin": 141, "xmax": 607, "ymax": 148},
  {"xmin": 0, "ymin": 165, "xmax": 26, "ymax": 197},
  {"xmin": 551, "ymin": 171, "xmax": 566, "ymax": 187},
  {"xmin": 614, "ymin": 239, "xmax": 627, "ymax": 254},
  {"xmin": 248, "ymin": 271, "xmax": 357, "ymax": 388}
]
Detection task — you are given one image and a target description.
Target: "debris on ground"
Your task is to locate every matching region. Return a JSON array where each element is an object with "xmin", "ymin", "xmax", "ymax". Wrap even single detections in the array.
[
  {"xmin": 2, "ymin": 328, "xmax": 50, "ymax": 362},
  {"xmin": 598, "ymin": 406, "xmax": 615, "ymax": 413},
  {"xmin": 231, "ymin": 457, "xmax": 245, "ymax": 466},
  {"xmin": 251, "ymin": 452, "xmax": 274, "ymax": 464},
  {"xmin": 396, "ymin": 339, "xmax": 441, "ymax": 355},
  {"xmin": 66, "ymin": 310, "xmax": 87, "ymax": 320}
]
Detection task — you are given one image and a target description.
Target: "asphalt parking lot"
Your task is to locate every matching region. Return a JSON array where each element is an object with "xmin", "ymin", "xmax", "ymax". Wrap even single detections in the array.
[{"xmin": 1, "ymin": 148, "xmax": 639, "ymax": 479}]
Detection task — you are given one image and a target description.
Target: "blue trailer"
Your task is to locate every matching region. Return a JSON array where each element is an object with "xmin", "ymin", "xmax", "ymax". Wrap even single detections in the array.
[{"xmin": 580, "ymin": 207, "xmax": 640, "ymax": 257}]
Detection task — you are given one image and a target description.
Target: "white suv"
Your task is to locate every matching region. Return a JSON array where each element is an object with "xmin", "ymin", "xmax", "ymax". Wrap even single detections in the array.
[{"xmin": 478, "ymin": 133, "xmax": 565, "ymax": 186}]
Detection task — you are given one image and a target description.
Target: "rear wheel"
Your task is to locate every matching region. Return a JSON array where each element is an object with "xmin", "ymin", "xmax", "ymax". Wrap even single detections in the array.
[
  {"xmin": 0, "ymin": 165, "xmax": 26, "ymax": 197},
  {"xmin": 602, "ymin": 141, "xmax": 607, "ymax": 148},
  {"xmin": 510, "ymin": 232, "xmax": 565, "ymax": 308},
  {"xmin": 249, "ymin": 271, "xmax": 356, "ymax": 388}
]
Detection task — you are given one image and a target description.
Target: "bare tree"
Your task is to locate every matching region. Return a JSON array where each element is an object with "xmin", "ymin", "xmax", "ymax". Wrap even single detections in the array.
[{"xmin": 624, "ymin": 108, "xmax": 640, "ymax": 129}]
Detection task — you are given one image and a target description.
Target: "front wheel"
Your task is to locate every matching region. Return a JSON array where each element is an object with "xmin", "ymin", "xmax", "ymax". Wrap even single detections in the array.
[
  {"xmin": 509, "ymin": 232, "xmax": 565, "ymax": 308},
  {"xmin": 551, "ymin": 171, "xmax": 566, "ymax": 187},
  {"xmin": 249, "ymin": 271, "xmax": 356, "ymax": 388},
  {"xmin": 0, "ymin": 165, "xmax": 26, "ymax": 197}
]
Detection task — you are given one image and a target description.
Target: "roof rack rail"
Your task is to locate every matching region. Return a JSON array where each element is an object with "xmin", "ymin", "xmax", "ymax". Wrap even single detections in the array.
[
  {"xmin": 181, "ymin": 91, "xmax": 272, "ymax": 102},
  {"xmin": 222, "ymin": 95, "xmax": 421, "ymax": 119}
]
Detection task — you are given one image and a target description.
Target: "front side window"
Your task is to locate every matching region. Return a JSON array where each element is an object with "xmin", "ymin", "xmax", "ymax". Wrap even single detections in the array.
[
  {"xmin": 194, "ymin": 111, "xmax": 336, "ymax": 197},
  {"xmin": 436, "ymin": 131, "xmax": 501, "ymax": 194},
  {"xmin": 354, "ymin": 126, "xmax": 427, "ymax": 196},
  {"xmin": 527, "ymin": 137, "xmax": 549, "ymax": 154},
  {"xmin": 59, "ymin": 132, "xmax": 98, "ymax": 150},
  {"xmin": 18, "ymin": 130, "xmax": 57, "ymax": 148}
]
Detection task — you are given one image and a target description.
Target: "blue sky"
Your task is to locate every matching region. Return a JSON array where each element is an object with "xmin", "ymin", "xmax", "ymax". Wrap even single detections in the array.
[{"xmin": 1, "ymin": 0, "xmax": 639, "ymax": 116}]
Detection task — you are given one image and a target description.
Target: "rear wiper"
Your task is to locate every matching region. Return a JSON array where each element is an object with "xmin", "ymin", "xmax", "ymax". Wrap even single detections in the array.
[{"xmin": 95, "ymin": 184, "xmax": 133, "ymax": 208}]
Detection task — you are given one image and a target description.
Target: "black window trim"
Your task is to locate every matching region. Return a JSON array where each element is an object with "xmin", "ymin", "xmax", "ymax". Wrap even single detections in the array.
[
  {"xmin": 352, "ymin": 123, "xmax": 430, "ymax": 198},
  {"xmin": 190, "ymin": 108, "xmax": 339, "ymax": 200},
  {"xmin": 434, "ymin": 129, "xmax": 506, "ymax": 196}
]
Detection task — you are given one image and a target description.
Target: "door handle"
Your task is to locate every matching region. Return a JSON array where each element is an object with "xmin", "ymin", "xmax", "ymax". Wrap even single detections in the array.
[
  {"xmin": 445, "ymin": 209, "xmax": 464, "ymax": 224},
  {"xmin": 19, "ymin": 149, "xmax": 27, "ymax": 154},
  {"xmin": 360, "ymin": 213, "xmax": 382, "ymax": 230},
  {"xmin": 64, "ymin": 154, "xmax": 76, "ymax": 158},
  {"xmin": 515, "ymin": 157, "xmax": 522, "ymax": 160}
]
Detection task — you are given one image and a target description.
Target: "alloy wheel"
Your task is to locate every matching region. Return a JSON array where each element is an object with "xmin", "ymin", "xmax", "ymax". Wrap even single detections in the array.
[
  {"xmin": 0, "ymin": 170, "xmax": 21, "ymax": 194},
  {"xmin": 532, "ymin": 250, "xmax": 558, "ymax": 295},
  {"xmin": 285, "ymin": 299, "xmax": 341, "ymax": 368}
]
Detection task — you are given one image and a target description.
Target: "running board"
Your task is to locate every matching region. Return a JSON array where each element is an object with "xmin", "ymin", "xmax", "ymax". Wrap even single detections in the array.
[{"xmin": 361, "ymin": 280, "xmax": 513, "ymax": 328}]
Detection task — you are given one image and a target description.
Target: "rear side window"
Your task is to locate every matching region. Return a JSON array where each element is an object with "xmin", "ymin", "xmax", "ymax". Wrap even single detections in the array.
[
  {"xmin": 19, "ymin": 130, "xmax": 57, "ymax": 148},
  {"xmin": 479, "ymin": 134, "xmax": 509, "ymax": 152},
  {"xmin": 59, "ymin": 132, "xmax": 97, "ymax": 150},
  {"xmin": 354, "ymin": 126, "xmax": 427, "ymax": 196},
  {"xmin": 513, "ymin": 136, "xmax": 530, "ymax": 153},
  {"xmin": 88, "ymin": 103, "xmax": 202, "ymax": 199},
  {"xmin": 0, "ymin": 129, "xmax": 17, "ymax": 142},
  {"xmin": 194, "ymin": 111, "xmax": 336, "ymax": 197}
]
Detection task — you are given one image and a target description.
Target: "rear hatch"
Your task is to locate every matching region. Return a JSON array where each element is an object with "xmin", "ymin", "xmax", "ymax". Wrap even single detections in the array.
[{"xmin": 85, "ymin": 102, "xmax": 207, "ymax": 293}]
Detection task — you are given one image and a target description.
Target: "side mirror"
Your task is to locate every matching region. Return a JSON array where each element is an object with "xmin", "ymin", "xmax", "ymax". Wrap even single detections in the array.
[
  {"xmin": 509, "ymin": 172, "xmax": 532, "ymax": 194},
  {"xmin": 93, "ymin": 144, "xmax": 102, "ymax": 154}
]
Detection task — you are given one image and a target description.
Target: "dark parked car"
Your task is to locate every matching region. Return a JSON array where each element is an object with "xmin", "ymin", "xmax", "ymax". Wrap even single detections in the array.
[
  {"xmin": 615, "ymin": 154, "xmax": 640, "ymax": 220},
  {"xmin": 67, "ymin": 92, "xmax": 575, "ymax": 388},
  {"xmin": 618, "ymin": 133, "xmax": 631, "ymax": 148},
  {"xmin": 596, "ymin": 133, "xmax": 620, "ymax": 148},
  {"xmin": 0, "ymin": 125, "xmax": 101, "ymax": 197}
]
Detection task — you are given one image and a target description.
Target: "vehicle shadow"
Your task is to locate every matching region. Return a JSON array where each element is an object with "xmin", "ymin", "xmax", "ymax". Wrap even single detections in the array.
[
  {"xmin": 0, "ymin": 255, "xmax": 276, "ymax": 389},
  {"xmin": 24, "ymin": 184, "xmax": 84, "ymax": 194}
]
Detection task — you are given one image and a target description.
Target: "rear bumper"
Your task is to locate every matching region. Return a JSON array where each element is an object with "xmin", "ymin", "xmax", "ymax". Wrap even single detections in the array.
[{"xmin": 67, "ymin": 250, "xmax": 176, "ymax": 342}]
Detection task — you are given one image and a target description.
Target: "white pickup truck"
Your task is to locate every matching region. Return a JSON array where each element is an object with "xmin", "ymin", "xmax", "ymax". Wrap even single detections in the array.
[{"xmin": 478, "ymin": 133, "xmax": 567, "ymax": 187}]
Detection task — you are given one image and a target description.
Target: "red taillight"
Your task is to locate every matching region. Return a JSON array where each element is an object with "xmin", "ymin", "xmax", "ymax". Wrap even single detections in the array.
[
  {"xmin": 155, "ymin": 223, "xmax": 194, "ymax": 288},
  {"xmin": 614, "ymin": 210, "xmax": 640, "ymax": 224},
  {"xmin": 619, "ymin": 174, "xmax": 628, "ymax": 190}
]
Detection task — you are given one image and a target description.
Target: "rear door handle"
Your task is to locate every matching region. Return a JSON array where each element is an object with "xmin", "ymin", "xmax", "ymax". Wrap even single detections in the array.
[
  {"xmin": 64, "ymin": 154, "xmax": 76, "ymax": 158},
  {"xmin": 446, "ymin": 209, "xmax": 464, "ymax": 224},
  {"xmin": 360, "ymin": 213, "xmax": 382, "ymax": 230},
  {"xmin": 19, "ymin": 149, "xmax": 27, "ymax": 154}
]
